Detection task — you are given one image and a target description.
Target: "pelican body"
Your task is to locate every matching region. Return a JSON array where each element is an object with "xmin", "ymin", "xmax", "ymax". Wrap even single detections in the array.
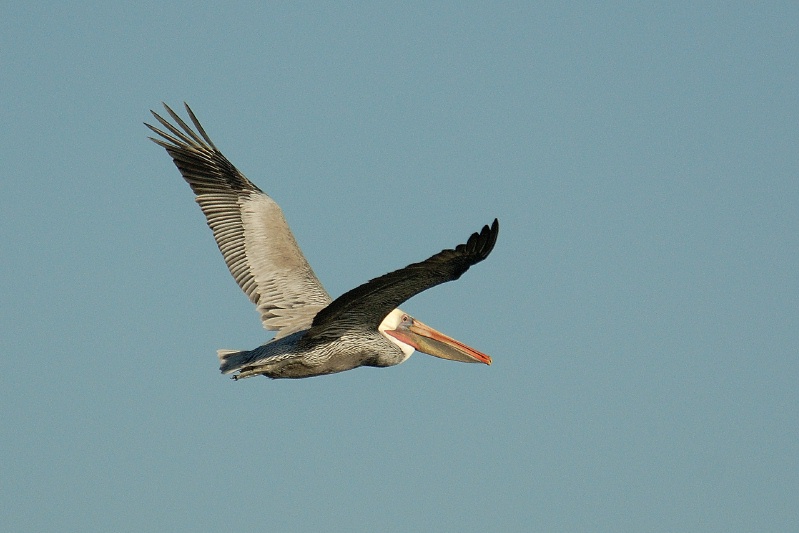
[{"xmin": 147, "ymin": 103, "xmax": 498, "ymax": 379}]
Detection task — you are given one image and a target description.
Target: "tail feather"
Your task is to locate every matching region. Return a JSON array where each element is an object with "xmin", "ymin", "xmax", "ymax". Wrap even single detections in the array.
[{"xmin": 217, "ymin": 349, "xmax": 247, "ymax": 375}]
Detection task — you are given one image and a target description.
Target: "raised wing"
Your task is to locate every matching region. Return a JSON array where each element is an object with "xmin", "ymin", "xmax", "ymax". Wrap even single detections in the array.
[
  {"xmin": 146, "ymin": 103, "xmax": 331, "ymax": 338},
  {"xmin": 309, "ymin": 219, "xmax": 498, "ymax": 337}
]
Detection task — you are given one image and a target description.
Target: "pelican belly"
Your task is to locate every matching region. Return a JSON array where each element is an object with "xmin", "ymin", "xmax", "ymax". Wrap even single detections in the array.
[{"xmin": 218, "ymin": 329, "xmax": 408, "ymax": 379}]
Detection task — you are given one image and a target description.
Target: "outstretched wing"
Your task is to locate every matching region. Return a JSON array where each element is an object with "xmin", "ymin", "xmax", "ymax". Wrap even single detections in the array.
[
  {"xmin": 146, "ymin": 103, "xmax": 331, "ymax": 338},
  {"xmin": 308, "ymin": 219, "xmax": 498, "ymax": 337}
]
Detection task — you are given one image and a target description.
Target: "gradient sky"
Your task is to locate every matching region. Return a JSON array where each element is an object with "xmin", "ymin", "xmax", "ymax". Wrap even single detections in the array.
[{"xmin": 2, "ymin": 3, "xmax": 797, "ymax": 532}]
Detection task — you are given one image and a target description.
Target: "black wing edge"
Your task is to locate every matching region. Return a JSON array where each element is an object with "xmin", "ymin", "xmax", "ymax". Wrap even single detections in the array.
[
  {"xmin": 453, "ymin": 218, "xmax": 499, "ymax": 267},
  {"xmin": 145, "ymin": 102, "xmax": 217, "ymax": 152},
  {"xmin": 144, "ymin": 102, "xmax": 259, "ymax": 195}
]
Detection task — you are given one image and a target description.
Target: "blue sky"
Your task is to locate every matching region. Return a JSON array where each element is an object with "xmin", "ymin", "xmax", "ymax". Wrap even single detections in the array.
[{"xmin": 2, "ymin": 2, "xmax": 797, "ymax": 532}]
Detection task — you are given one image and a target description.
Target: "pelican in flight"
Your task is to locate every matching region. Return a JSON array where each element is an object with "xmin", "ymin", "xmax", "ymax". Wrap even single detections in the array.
[{"xmin": 146, "ymin": 103, "xmax": 498, "ymax": 379}]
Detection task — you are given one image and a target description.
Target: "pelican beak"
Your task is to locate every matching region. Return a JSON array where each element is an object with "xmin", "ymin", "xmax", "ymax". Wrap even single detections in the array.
[{"xmin": 387, "ymin": 319, "xmax": 492, "ymax": 365}]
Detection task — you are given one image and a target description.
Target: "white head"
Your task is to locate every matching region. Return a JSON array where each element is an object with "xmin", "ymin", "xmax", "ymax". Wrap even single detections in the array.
[
  {"xmin": 378, "ymin": 308, "xmax": 416, "ymax": 363},
  {"xmin": 378, "ymin": 308, "xmax": 492, "ymax": 366}
]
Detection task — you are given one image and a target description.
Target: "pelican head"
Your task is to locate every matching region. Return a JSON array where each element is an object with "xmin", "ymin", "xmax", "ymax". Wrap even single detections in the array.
[{"xmin": 379, "ymin": 308, "xmax": 492, "ymax": 365}]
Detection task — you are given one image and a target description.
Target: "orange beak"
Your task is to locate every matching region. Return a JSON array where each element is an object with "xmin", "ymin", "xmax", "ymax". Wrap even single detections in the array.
[{"xmin": 385, "ymin": 318, "xmax": 492, "ymax": 365}]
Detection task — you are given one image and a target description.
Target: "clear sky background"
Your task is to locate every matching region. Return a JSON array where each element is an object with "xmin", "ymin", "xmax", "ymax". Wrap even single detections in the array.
[{"xmin": 2, "ymin": 3, "xmax": 797, "ymax": 532}]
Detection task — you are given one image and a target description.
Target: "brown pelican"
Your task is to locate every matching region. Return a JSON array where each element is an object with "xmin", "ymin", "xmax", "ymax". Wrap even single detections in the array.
[{"xmin": 146, "ymin": 103, "xmax": 498, "ymax": 379}]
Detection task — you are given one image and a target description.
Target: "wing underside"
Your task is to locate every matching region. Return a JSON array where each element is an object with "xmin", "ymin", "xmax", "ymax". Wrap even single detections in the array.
[{"xmin": 146, "ymin": 103, "xmax": 331, "ymax": 338}]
